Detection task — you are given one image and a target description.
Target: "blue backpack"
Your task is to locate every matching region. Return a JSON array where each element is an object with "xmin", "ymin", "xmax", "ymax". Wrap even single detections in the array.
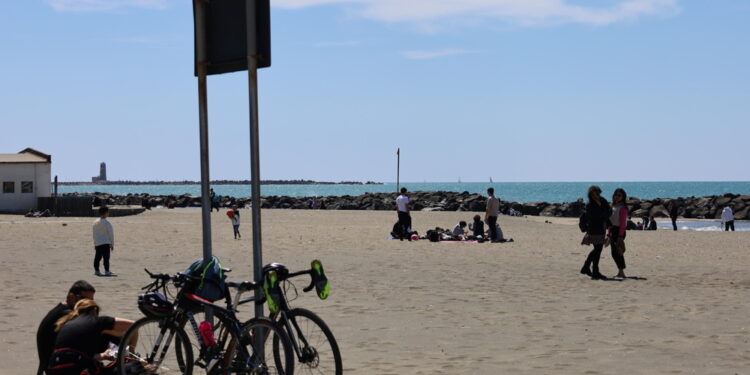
[{"xmin": 184, "ymin": 256, "xmax": 227, "ymax": 302}]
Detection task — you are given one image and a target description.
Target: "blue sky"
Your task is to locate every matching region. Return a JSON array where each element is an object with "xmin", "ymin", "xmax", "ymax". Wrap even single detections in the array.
[{"xmin": 1, "ymin": 0, "xmax": 748, "ymax": 182}]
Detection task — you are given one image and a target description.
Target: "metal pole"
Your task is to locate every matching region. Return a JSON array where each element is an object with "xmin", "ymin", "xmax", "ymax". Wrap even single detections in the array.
[
  {"xmin": 247, "ymin": 57, "xmax": 264, "ymax": 318},
  {"xmin": 396, "ymin": 148, "xmax": 400, "ymax": 193},
  {"xmin": 194, "ymin": 0, "xmax": 212, "ymax": 263}
]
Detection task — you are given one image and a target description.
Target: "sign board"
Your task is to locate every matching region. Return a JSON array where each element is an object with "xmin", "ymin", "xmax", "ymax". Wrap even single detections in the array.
[{"xmin": 193, "ymin": 0, "xmax": 271, "ymax": 76}]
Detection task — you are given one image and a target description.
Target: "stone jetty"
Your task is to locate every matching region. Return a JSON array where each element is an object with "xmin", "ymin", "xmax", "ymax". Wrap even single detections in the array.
[{"xmin": 61, "ymin": 191, "xmax": 750, "ymax": 220}]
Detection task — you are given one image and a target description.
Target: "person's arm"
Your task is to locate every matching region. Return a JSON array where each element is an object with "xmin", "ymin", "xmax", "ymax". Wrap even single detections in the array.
[
  {"xmin": 619, "ymin": 207, "xmax": 628, "ymax": 236},
  {"xmin": 101, "ymin": 317, "xmax": 134, "ymax": 338},
  {"xmin": 107, "ymin": 221, "xmax": 114, "ymax": 251}
]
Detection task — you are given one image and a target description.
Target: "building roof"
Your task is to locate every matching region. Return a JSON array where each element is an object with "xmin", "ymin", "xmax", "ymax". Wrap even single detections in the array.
[{"xmin": 0, "ymin": 148, "xmax": 51, "ymax": 164}]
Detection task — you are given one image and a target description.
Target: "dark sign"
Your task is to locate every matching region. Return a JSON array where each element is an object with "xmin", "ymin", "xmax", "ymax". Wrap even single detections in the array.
[{"xmin": 193, "ymin": 0, "xmax": 271, "ymax": 76}]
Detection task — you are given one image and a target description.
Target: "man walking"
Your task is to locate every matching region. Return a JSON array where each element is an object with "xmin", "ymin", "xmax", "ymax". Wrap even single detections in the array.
[
  {"xmin": 93, "ymin": 206, "xmax": 115, "ymax": 276},
  {"xmin": 485, "ymin": 188, "xmax": 501, "ymax": 243},
  {"xmin": 667, "ymin": 200, "xmax": 679, "ymax": 231},
  {"xmin": 396, "ymin": 187, "xmax": 412, "ymax": 241},
  {"xmin": 721, "ymin": 206, "xmax": 735, "ymax": 231}
]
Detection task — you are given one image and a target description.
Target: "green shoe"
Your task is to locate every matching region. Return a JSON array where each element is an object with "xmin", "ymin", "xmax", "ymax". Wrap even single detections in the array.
[{"xmin": 311, "ymin": 259, "xmax": 330, "ymax": 300}]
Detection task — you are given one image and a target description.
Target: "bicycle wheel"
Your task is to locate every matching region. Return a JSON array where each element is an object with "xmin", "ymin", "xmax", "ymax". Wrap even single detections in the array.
[
  {"xmin": 118, "ymin": 317, "xmax": 193, "ymax": 375},
  {"xmin": 242, "ymin": 318, "xmax": 295, "ymax": 375},
  {"xmin": 275, "ymin": 308, "xmax": 342, "ymax": 375}
]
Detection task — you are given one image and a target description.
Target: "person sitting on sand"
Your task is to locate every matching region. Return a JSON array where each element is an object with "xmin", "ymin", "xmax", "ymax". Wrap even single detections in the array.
[
  {"xmin": 37, "ymin": 281, "xmax": 96, "ymax": 375},
  {"xmin": 647, "ymin": 215, "xmax": 657, "ymax": 230},
  {"xmin": 469, "ymin": 215, "xmax": 484, "ymax": 239},
  {"xmin": 49, "ymin": 299, "xmax": 134, "ymax": 375},
  {"xmin": 452, "ymin": 221, "xmax": 468, "ymax": 240}
]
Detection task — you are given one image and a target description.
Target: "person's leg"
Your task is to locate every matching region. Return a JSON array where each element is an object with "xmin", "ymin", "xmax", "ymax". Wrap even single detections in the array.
[
  {"xmin": 487, "ymin": 216, "xmax": 498, "ymax": 241},
  {"xmin": 233, "ymin": 225, "xmax": 239, "ymax": 239},
  {"xmin": 610, "ymin": 234, "xmax": 626, "ymax": 277},
  {"xmin": 397, "ymin": 212, "xmax": 408, "ymax": 240},
  {"xmin": 725, "ymin": 222, "xmax": 729, "ymax": 231},
  {"xmin": 671, "ymin": 216, "xmax": 677, "ymax": 231},
  {"xmin": 730, "ymin": 220, "xmax": 735, "ymax": 231},
  {"xmin": 590, "ymin": 244, "xmax": 605, "ymax": 278},
  {"xmin": 102, "ymin": 246, "xmax": 111, "ymax": 273},
  {"xmin": 236, "ymin": 225, "xmax": 241, "ymax": 238},
  {"xmin": 94, "ymin": 245, "xmax": 104, "ymax": 274}
]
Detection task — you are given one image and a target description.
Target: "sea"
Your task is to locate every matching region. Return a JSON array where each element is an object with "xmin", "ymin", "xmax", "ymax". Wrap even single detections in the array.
[{"xmin": 58, "ymin": 181, "xmax": 750, "ymax": 203}]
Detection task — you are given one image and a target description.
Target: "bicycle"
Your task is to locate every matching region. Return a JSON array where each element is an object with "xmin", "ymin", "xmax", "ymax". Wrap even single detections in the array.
[
  {"xmin": 116, "ymin": 268, "xmax": 295, "ymax": 375},
  {"xmin": 254, "ymin": 260, "xmax": 342, "ymax": 375}
]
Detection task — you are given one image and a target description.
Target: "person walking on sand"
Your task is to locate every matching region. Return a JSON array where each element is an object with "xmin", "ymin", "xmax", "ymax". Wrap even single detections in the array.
[
  {"xmin": 581, "ymin": 185, "xmax": 612, "ymax": 280},
  {"xmin": 396, "ymin": 187, "xmax": 412, "ymax": 241},
  {"xmin": 609, "ymin": 188, "xmax": 629, "ymax": 278},
  {"xmin": 92, "ymin": 206, "xmax": 115, "ymax": 277},
  {"xmin": 485, "ymin": 188, "xmax": 501, "ymax": 243},
  {"xmin": 210, "ymin": 188, "xmax": 220, "ymax": 212},
  {"xmin": 228, "ymin": 205, "xmax": 241, "ymax": 239},
  {"xmin": 721, "ymin": 206, "xmax": 735, "ymax": 231},
  {"xmin": 667, "ymin": 199, "xmax": 679, "ymax": 231}
]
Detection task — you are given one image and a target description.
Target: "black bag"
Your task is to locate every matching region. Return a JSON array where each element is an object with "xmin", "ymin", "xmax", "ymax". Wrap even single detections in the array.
[
  {"xmin": 391, "ymin": 221, "xmax": 404, "ymax": 238},
  {"xmin": 578, "ymin": 211, "xmax": 588, "ymax": 233},
  {"xmin": 184, "ymin": 256, "xmax": 227, "ymax": 302},
  {"xmin": 427, "ymin": 230, "xmax": 440, "ymax": 242}
]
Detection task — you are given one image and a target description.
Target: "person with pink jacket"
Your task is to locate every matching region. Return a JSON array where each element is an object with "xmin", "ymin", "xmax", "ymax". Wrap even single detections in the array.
[{"xmin": 609, "ymin": 188, "xmax": 629, "ymax": 278}]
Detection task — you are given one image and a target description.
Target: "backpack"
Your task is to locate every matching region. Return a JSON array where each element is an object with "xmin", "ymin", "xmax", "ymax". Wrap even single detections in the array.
[
  {"xmin": 184, "ymin": 256, "xmax": 227, "ymax": 302},
  {"xmin": 578, "ymin": 211, "xmax": 588, "ymax": 233}
]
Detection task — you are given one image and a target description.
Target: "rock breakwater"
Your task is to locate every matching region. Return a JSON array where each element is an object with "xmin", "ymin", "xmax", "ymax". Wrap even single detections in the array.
[{"xmin": 62, "ymin": 191, "xmax": 750, "ymax": 220}]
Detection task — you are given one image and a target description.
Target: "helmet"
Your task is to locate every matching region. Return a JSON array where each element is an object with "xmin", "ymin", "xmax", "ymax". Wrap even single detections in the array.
[
  {"xmin": 138, "ymin": 292, "xmax": 174, "ymax": 318},
  {"xmin": 262, "ymin": 262, "xmax": 289, "ymax": 280}
]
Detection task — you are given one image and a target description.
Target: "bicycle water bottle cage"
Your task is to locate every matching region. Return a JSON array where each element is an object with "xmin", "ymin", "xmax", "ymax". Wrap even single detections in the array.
[
  {"xmin": 263, "ymin": 270, "xmax": 283, "ymax": 314},
  {"xmin": 311, "ymin": 259, "xmax": 330, "ymax": 300}
]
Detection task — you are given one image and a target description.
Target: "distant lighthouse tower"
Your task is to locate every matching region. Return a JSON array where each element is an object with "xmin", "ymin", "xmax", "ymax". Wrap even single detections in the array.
[{"xmin": 92, "ymin": 162, "xmax": 107, "ymax": 183}]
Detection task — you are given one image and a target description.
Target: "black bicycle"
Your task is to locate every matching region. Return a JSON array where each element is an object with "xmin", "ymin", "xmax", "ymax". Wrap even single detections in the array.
[
  {"xmin": 258, "ymin": 260, "xmax": 342, "ymax": 375},
  {"xmin": 116, "ymin": 269, "xmax": 294, "ymax": 375}
]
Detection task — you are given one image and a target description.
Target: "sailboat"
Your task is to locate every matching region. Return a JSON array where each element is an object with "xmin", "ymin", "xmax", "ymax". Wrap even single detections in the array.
[
  {"xmin": 490, "ymin": 177, "xmax": 493, "ymax": 183},
  {"xmin": 458, "ymin": 177, "xmax": 461, "ymax": 183}
]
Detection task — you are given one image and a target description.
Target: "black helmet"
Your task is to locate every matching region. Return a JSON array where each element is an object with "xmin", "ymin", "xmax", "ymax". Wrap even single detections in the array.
[
  {"xmin": 138, "ymin": 292, "xmax": 173, "ymax": 318},
  {"xmin": 262, "ymin": 262, "xmax": 289, "ymax": 280}
]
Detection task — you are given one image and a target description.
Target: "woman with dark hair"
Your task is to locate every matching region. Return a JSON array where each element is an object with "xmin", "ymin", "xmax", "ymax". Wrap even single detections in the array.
[
  {"xmin": 581, "ymin": 185, "xmax": 612, "ymax": 280},
  {"xmin": 609, "ymin": 188, "xmax": 629, "ymax": 278},
  {"xmin": 48, "ymin": 299, "xmax": 133, "ymax": 375}
]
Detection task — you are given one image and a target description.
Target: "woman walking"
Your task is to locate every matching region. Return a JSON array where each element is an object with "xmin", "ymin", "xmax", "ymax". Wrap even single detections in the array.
[
  {"xmin": 581, "ymin": 185, "xmax": 612, "ymax": 280},
  {"xmin": 609, "ymin": 188, "xmax": 629, "ymax": 278}
]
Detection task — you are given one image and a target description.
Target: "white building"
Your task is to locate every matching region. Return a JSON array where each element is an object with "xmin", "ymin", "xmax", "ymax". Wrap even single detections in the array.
[{"xmin": 0, "ymin": 148, "xmax": 52, "ymax": 212}]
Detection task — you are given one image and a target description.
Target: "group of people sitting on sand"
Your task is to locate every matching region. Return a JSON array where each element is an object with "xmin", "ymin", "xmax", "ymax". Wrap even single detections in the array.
[{"xmin": 392, "ymin": 187, "xmax": 513, "ymax": 243}]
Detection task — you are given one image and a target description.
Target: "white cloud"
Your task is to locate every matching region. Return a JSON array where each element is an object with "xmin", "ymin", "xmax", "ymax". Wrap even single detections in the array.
[
  {"xmin": 401, "ymin": 49, "xmax": 475, "ymax": 60},
  {"xmin": 47, "ymin": 0, "xmax": 169, "ymax": 12},
  {"xmin": 273, "ymin": 0, "xmax": 680, "ymax": 27}
]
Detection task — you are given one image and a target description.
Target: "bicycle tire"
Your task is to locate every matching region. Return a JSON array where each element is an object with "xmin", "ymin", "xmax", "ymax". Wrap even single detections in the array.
[
  {"xmin": 117, "ymin": 317, "xmax": 194, "ymax": 375},
  {"xmin": 242, "ymin": 317, "xmax": 295, "ymax": 375},
  {"xmin": 274, "ymin": 308, "xmax": 342, "ymax": 375}
]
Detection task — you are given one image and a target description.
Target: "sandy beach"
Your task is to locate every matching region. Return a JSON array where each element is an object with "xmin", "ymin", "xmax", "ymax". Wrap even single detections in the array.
[{"xmin": 2, "ymin": 208, "xmax": 749, "ymax": 374}]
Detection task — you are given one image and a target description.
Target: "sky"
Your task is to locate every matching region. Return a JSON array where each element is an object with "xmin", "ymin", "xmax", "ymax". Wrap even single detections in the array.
[{"xmin": 1, "ymin": 0, "xmax": 748, "ymax": 183}]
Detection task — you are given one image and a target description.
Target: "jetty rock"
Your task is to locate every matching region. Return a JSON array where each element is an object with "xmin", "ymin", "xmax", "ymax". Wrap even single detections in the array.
[{"xmin": 60, "ymin": 191, "xmax": 749, "ymax": 220}]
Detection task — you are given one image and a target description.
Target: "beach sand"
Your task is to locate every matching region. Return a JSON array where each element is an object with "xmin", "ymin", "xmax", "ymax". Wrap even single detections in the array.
[{"xmin": 2, "ymin": 209, "xmax": 749, "ymax": 374}]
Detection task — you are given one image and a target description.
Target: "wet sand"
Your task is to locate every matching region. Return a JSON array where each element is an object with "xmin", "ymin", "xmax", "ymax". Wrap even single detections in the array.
[{"xmin": 2, "ymin": 209, "xmax": 749, "ymax": 374}]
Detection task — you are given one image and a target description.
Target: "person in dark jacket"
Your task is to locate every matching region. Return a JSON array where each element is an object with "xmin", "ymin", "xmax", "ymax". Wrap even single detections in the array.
[
  {"xmin": 580, "ymin": 185, "xmax": 612, "ymax": 280},
  {"xmin": 667, "ymin": 200, "xmax": 679, "ymax": 231}
]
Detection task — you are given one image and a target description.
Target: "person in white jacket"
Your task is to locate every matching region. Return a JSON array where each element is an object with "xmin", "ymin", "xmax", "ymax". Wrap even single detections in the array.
[
  {"xmin": 721, "ymin": 206, "xmax": 735, "ymax": 232},
  {"xmin": 92, "ymin": 206, "xmax": 115, "ymax": 276}
]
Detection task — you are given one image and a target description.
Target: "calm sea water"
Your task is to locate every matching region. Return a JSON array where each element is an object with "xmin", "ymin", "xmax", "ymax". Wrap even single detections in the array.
[{"xmin": 58, "ymin": 181, "xmax": 750, "ymax": 203}]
